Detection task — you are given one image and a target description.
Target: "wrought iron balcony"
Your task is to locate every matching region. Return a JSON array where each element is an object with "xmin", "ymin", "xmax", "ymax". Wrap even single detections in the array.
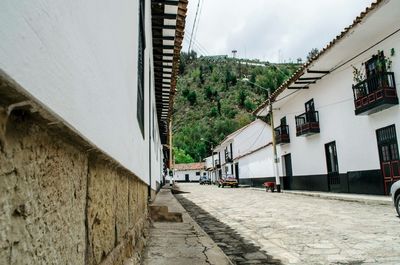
[
  {"xmin": 274, "ymin": 125, "xmax": 290, "ymax": 144},
  {"xmin": 225, "ymin": 152, "xmax": 233, "ymax": 163},
  {"xmin": 295, "ymin": 111, "xmax": 320, "ymax": 136},
  {"xmin": 352, "ymin": 72, "xmax": 398, "ymax": 115}
]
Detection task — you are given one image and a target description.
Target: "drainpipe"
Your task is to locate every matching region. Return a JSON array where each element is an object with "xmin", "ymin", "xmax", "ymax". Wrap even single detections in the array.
[{"xmin": 148, "ymin": 63, "xmax": 152, "ymax": 200}]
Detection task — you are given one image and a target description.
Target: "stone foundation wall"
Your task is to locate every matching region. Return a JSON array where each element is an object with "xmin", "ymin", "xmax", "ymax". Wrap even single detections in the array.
[{"xmin": 0, "ymin": 91, "xmax": 149, "ymax": 264}]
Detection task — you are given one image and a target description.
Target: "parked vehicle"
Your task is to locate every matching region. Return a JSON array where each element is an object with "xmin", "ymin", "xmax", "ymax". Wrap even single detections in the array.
[
  {"xmin": 218, "ymin": 175, "xmax": 238, "ymax": 188},
  {"xmin": 390, "ymin": 180, "xmax": 400, "ymax": 216},
  {"xmin": 199, "ymin": 176, "xmax": 211, "ymax": 185}
]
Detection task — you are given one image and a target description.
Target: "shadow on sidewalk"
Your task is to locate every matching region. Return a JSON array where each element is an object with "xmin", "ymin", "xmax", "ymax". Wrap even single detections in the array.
[{"xmin": 175, "ymin": 195, "xmax": 282, "ymax": 265}]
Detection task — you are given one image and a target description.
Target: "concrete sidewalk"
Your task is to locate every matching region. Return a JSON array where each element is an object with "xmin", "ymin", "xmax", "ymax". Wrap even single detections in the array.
[
  {"xmin": 141, "ymin": 187, "xmax": 232, "ymax": 265},
  {"xmin": 250, "ymin": 187, "xmax": 392, "ymax": 205}
]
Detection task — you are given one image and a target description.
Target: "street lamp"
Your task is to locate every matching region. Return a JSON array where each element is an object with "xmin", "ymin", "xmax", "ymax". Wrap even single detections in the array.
[
  {"xmin": 200, "ymin": 138, "xmax": 215, "ymax": 184},
  {"xmin": 241, "ymin": 78, "xmax": 281, "ymax": 192}
]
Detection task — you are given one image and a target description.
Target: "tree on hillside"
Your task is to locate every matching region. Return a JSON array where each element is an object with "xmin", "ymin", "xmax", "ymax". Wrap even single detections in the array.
[
  {"xmin": 297, "ymin": 58, "xmax": 303, "ymax": 64},
  {"xmin": 179, "ymin": 51, "xmax": 198, "ymax": 74},
  {"xmin": 204, "ymin": 86, "xmax": 214, "ymax": 100},
  {"xmin": 174, "ymin": 147, "xmax": 195, "ymax": 164},
  {"xmin": 307, "ymin": 48, "xmax": 319, "ymax": 61},
  {"xmin": 237, "ymin": 89, "xmax": 247, "ymax": 107},
  {"xmin": 173, "ymin": 53, "xmax": 300, "ymax": 161},
  {"xmin": 187, "ymin": 91, "xmax": 197, "ymax": 105}
]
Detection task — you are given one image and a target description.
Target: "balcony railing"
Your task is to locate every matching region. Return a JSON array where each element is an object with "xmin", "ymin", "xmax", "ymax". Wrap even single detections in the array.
[
  {"xmin": 225, "ymin": 152, "xmax": 233, "ymax": 163},
  {"xmin": 214, "ymin": 159, "xmax": 221, "ymax": 168},
  {"xmin": 295, "ymin": 111, "xmax": 320, "ymax": 136},
  {"xmin": 352, "ymin": 72, "xmax": 398, "ymax": 115},
  {"xmin": 274, "ymin": 125, "xmax": 290, "ymax": 144}
]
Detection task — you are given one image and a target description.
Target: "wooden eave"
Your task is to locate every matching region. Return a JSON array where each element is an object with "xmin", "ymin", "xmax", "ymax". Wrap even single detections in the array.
[{"xmin": 151, "ymin": 0, "xmax": 188, "ymax": 144}]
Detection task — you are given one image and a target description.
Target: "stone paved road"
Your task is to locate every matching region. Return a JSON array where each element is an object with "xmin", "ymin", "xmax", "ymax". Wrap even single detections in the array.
[{"xmin": 175, "ymin": 183, "xmax": 400, "ymax": 265}]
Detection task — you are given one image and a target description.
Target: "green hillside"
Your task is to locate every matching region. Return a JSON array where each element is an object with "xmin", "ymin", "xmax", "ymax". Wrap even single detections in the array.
[{"xmin": 172, "ymin": 52, "xmax": 299, "ymax": 163}]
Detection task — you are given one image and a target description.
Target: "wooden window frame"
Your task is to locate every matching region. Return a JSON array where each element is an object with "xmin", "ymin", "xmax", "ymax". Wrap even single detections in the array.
[{"xmin": 137, "ymin": 0, "xmax": 146, "ymax": 137}]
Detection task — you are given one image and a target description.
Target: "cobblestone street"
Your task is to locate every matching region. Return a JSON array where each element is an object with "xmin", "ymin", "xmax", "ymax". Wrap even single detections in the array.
[{"xmin": 175, "ymin": 183, "xmax": 400, "ymax": 265}]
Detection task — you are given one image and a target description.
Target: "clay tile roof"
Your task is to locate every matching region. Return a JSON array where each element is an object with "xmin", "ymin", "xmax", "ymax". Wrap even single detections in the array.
[
  {"xmin": 174, "ymin": 162, "xmax": 205, "ymax": 171},
  {"xmin": 253, "ymin": 0, "xmax": 384, "ymax": 115}
]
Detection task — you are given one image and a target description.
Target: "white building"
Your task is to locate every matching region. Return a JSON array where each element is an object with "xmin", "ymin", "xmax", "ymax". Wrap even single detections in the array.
[
  {"xmin": 204, "ymin": 154, "xmax": 218, "ymax": 183},
  {"xmin": 174, "ymin": 162, "xmax": 206, "ymax": 182},
  {"xmin": 0, "ymin": 0, "xmax": 188, "ymax": 192},
  {"xmin": 255, "ymin": 0, "xmax": 400, "ymax": 195},
  {"xmin": 0, "ymin": 0, "xmax": 187, "ymax": 263},
  {"xmin": 214, "ymin": 119, "xmax": 277, "ymax": 186}
]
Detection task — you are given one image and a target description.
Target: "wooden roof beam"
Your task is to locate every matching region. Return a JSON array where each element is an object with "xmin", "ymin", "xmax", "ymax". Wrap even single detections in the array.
[
  {"xmin": 298, "ymin": 77, "xmax": 322, "ymax": 80},
  {"xmin": 307, "ymin": 69, "xmax": 330, "ymax": 74},
  {"xmin": 294, "ymin": 81, "xmax": 316, "ymax": 84},
  {"xmin": 152, "ymin": 25, "xmax": 176, "ymax": 30},
  {"xmin": 152, "ymin": 13, "xmax": 177, "ymax": 20},
  {"xmin": 288, "ymin": 86, "xmax": 309, "ymax": 89},
  {"xmin": 152, "ymin": 0, "xmax": 179, "ymax": 6}
]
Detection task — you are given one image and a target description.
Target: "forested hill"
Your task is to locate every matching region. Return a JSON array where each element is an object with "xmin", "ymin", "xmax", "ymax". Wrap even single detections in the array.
[{"xmin": 172, "ymin": 52, "xmax": 299, "ymax": 163}]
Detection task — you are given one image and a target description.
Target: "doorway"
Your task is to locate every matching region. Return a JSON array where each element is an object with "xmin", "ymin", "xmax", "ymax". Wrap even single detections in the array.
[
  {"xmin": 234, "ymin": 163, "xmax": 239, "ymax": 181},
  {"xmin": 376, "ymin": 125, "xmax": 400, "ymax": 194},
  {"xmin": 185, "ymin": 174, "xmax": 189, "ymax": 182},
  {"xmin": 325, "ymin": 141, "xmax": 340, "ymax": 191},
  {"xmin": 283, "ymin": 154, "xmax": 292, "ymax": 189},
  {"xmin": 305, "ymin": 99, "xmax": 316, "ymax": 122}
]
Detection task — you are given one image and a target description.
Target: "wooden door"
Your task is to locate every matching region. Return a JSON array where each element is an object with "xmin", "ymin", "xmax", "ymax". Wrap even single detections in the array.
[
  {"xmin": 325, "ymin": 141, "xmax": 340, "ymax": 191},
  {"xmin": 376, "ymin": 125, "xmax": 400, "ymax": 194}
]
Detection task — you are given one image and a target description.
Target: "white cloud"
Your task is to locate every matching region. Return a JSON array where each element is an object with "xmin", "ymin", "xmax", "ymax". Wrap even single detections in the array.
[{"xmin": 183, "ymin": 0, "xmax": 373, "ymax": 62}]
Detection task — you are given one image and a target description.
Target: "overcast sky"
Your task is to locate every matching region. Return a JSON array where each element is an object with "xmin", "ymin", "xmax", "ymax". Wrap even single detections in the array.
[{"xmin": 182, "ymin": 0, "xmax": 374, "ymax": 62}]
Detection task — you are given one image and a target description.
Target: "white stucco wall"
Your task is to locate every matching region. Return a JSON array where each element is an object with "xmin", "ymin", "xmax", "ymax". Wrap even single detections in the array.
[
  {"xmin": 205, "ymin": 155, "xmax": 218, "ymax": 169},
  {"xmin": 150, "ymin": 102, "xmax": 164, "ymax": 188},
  {"xmin": 174, "ymin": 170, "xmax": 205, "ymax": 182},
  {"xmin": 216, "ymin": 140, "xmax": 232, "ymax": 166},
  {"xmin": 233, "ymin": 119, "xmax": 272, "ymax": 159},
  {"xmin": 238, "ymin": 147, "xmax": 274, "ymax": 179},
  {"xmin": 274, "ymin": 34, "xmax": 400, "ymax": 176},
  {"xmin": 0, "ymin": 0, "xmax": 158, "ymax": 184},
  {"xmin": 215, "ymin": 119, "xmax": 272, "ymax": 168}
]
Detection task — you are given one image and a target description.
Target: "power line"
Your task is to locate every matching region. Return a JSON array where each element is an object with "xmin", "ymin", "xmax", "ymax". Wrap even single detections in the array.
[
  {"xmin": 185, "ymin": 28, "xmax": 211, "ymax": 56},
  {"xmin": 260, "ymin": 27, "xmax": 400, "ymax": 121},
  {"xmin": 274, "ymin": 28, "xmax": 400, "ymax": 105},
  {"xmin": 188, "ymin": 0, "xmax": 201, "ymax": 53},
  {"xmin": 183, "ymin": 35, "xmax": 208, "ymax": 56},
  {"xmin": 275, "ymin": 89, "xmax": 301, "ymax": 103},
  {"xmin": 246, "ymin": 125, "xmax": 267, "ymax": 151},
  {"xmin": 280, "ymin": 97, "xmax": 354, "ymax": 117},
  {"xmin": 193, "ymin": 0, "xmax": 204, "ymax": 47}
]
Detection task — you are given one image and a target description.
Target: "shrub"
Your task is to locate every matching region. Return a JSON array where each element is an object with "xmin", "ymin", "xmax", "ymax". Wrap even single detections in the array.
[{"xmin": 187, "ymin": 91, "xmax": 197, "ymax": 105}]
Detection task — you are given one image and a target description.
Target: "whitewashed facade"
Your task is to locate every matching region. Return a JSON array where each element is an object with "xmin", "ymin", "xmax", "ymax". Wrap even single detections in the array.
[
  {"xmin": 0, "ymin": 0, "xmax": 187, "ymax": 191},
  {"xmin": 214, "ymin": 119, "xmax": 276, "ymax": 185},
  {"xmin": 256, "ymin": 0, "xmax": 400, "ymax": 194},
  {"xmin": 205, "ymin": 154, "xmax": 218, "ymax": 183},
  {"xmin": 174, "ymin": 163, "xmax": 206, "ymax": 182}
]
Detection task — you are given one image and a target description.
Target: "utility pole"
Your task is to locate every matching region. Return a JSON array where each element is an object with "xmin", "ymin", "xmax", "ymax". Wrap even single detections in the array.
[
  {"xmin": 268, "ymin": 88, "xmax": 281, "ymax": 192},
  {"xmin": 169, "ymin": 120, "xmax": 174, "ymax": 186},
  {"xmin": 201, "ymin": 138, "xmax": 215, "ymax": 183},
  {"xmin": 211, "ymin": 144, "xmax": 215, "ymax": 183},
  {"xmin": 241, "ymin": 77, "xmax": 281, "ymax": 192}
]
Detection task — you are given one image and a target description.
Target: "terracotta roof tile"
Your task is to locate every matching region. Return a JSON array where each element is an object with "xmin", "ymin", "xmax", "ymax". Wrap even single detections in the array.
[{"xmin": 174, "ymin": 162, "xmax": 205, "ymax": 171}]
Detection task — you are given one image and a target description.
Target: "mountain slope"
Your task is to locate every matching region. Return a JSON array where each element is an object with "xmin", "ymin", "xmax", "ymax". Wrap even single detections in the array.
[{"xmin": 173, "ymin": 53, "xmax": 299, "ymax": 162}]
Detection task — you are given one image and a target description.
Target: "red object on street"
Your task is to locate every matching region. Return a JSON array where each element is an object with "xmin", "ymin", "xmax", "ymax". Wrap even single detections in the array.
[{"xmin": 263, "ymin": 181, "xmax": 275, "ymax": 192}]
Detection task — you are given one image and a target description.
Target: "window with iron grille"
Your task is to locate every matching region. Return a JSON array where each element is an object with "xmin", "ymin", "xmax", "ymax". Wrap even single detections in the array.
[{"xmin": 137, "ymin": 0, "xmax": 146, "ymax": 137}]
